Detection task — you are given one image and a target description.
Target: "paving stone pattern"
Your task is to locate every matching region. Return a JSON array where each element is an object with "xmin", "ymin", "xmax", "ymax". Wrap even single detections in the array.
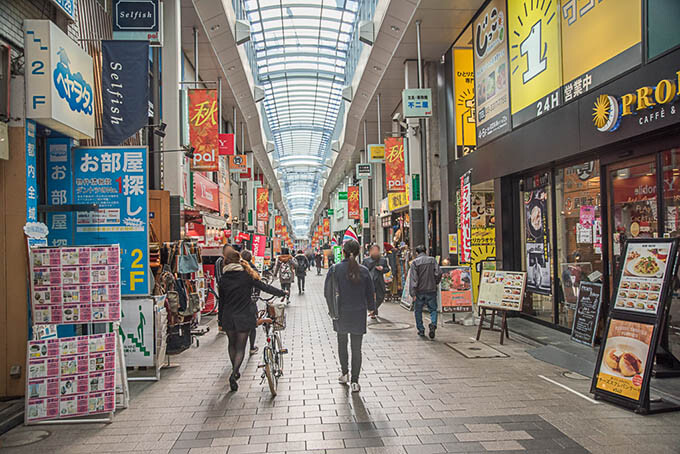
[{"xmin": 2, "ymin": 272, "xmax": 680, "ymax": 454}]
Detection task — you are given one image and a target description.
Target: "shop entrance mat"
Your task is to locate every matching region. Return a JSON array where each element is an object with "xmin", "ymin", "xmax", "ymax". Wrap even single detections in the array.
[{"xmin": 446, "ymin": 341, "xmax": 509, "ymax": 358}]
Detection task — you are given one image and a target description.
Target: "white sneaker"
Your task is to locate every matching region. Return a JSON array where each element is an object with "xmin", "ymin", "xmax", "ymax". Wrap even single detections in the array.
[
  {"xmin": 351, "ymin": 382, "xmax": 361, "ymax": 393},
  {"xmin": 338, "ymin": 373, "xmax": 349, "ymax": 384}
]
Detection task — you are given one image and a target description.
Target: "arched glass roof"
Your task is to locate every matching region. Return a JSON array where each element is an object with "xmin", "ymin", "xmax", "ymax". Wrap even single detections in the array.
[{"xmin": 242, "ymin": 0, "xmax": 360, "ymax": 234}]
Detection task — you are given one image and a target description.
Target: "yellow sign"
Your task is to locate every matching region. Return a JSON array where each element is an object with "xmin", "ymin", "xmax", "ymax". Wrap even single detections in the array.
[
  {"xmin": 508, "ymin": 0, "xmax": 562, "ymax": 125},
  {"xmin": 561, "ymin": 0, "xmax": 641, "ymax": 102},
  {"xmin": 453, "ymin": 48, "xmax": 476, "ymax": 155},
  {"xmin": 470, "ymin": 227, "xmax": 496, "ymax": 304},
  {"xmin": 368, "ymin": 144, "xmax": 385, "ymax": 163},
  {"xmin": 387, "ymin": 184, "xmax": 409, "ymax": 211},
  {"xmin": 448, "ymin": 233, "xmax": 458, "ymax": 255}
]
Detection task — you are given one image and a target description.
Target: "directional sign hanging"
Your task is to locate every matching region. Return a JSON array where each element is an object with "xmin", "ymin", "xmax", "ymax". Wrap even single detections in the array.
[{"xmin": 402, "ymin": 88, "xmax": 433, "ymax": 118}]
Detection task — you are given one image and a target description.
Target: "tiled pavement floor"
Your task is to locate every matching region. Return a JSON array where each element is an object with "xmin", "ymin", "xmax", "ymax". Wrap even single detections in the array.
[{"xmin": 2, "ymin": 271, "xmax": 680, "ymax": 454}]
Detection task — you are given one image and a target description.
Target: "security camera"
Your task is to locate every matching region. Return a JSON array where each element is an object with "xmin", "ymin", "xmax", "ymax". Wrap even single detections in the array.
[{"xmin": 392, "ymin": 112, "xmax": 402, "ymax": 122}]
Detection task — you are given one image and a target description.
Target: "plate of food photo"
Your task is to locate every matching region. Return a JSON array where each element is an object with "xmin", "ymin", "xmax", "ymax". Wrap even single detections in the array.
[
  {"xmin": 602, "ymin": 337, "xmax": 647, "ymax": 379},
  {"xmin": 625, "ymin": 255, "xmax": 664, "ymax": 278}
]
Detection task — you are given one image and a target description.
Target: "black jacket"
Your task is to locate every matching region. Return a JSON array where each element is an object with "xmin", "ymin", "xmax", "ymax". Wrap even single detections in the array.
[
  {"xmin": 325, "ymin": 259, "xmax": 375, "ymax": 334},
  {"xmin": 363, "ymin": 256, "xmax": 390, "ymax": 292},
  {"xmin": 409, "ymin": 253, "xmax": 442, "ymax": 296},
  {"xmin": 219, "ymin": 269, "xmax": 285, "ymax": 332},
  {"xmin": 294, "ymin": 254, "xmax": 309, "ymax": 276}
]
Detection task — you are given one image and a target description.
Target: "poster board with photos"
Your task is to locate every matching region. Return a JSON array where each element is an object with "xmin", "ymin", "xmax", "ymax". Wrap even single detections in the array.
[
  {"xmin": 440, "ymin": 266, "xmax": 473, "ymax": 313},
  {"xmin": 571, "ymin": 282, "xmax": 603, "ymax": 347},
  {"xmin": 524, "ymin": 174, "xmax": 551, "ymax": 295},
  {"xmin": 478, "ymin": 271, "xmax": 527, "ymax": 312},
  {"xmin": 591, "ymin": 238, "xmax": 679, "ymax": 412}
]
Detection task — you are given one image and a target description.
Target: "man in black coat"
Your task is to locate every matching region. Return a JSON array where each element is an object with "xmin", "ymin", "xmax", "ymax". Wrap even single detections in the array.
[{"xmin": 363, "ymin": 245, "xmax": 390, "ymax": 318}]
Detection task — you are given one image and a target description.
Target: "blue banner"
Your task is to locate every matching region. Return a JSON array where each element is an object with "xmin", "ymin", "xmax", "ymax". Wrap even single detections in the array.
[
  {"xmin": 25, "ymin": 120, "xmax": 38, "ymax": 223},
  {"xmin": 46, "ymin": 138, "xmax": 75, "ymax": 246},
  {"xmin": 101, "ymin": 40, "xmax": 149, "ymax": 146},
  {"xmin": 73, "ymin": 147, "xmax": 149, "ymax": 295}
]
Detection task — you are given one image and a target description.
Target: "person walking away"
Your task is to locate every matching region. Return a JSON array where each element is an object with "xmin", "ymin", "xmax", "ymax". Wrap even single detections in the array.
[
  {"xmin": 219, "ymin": 247, "xmax": 286, "ymax": 391},
  {"xmin": 240, "ymin": 249, "xmax": 259, "ymax": 355},
  {"xmin": 363, "ymin": 245, "xmax": 390, "ymax": 319},
  {"xmin": 315, "ymin": 250, "xmax": 323, "ymax": 275},
  {"xmin": 324, "ymin": 239, "xmax": 375, "ymax": 392},
  {"xmin": 273, "ymin": 248, "xmax": 296, "ymax": 302},
  {"xmin": 409, "ymin": 245, "xmax": 442, "ymax": 339},
  {"xmin": 215, "ymin": 244, "xmax": 230, "ymax": 334},
  {"xmin": 294, "ymin": 249, "xmax": 309, "ymax": 294}
]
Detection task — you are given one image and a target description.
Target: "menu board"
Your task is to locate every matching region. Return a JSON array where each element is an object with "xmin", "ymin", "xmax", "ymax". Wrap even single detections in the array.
[
  {"xmin": 478, "ymin": 271, "xmax": 527, "ymax": 311},
  {"xmin": 571, "ymin": 282, "xmax": 603, "ymax": 346},
  {"xmin": 613, "ymin": 242, "xmax": 672, "ymax": 316},
  {"xmin": 440, "ymin": 266, "xmax": 473, "ymax": 313},
  {"xmin": 26, "ymin": 333, "xmax": 116, "ymax": 422},
  {"xmin": 30, "ymin": 246, "xmax": 121, "ymax": 324}
]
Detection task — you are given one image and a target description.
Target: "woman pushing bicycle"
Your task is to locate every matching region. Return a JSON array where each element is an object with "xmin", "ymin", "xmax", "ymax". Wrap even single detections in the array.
[{"xmin": 218, "ymin": 247, "xmax": 287, "ymax": 392}]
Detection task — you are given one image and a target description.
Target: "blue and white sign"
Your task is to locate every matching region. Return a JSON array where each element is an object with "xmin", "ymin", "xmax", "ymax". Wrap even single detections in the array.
[
  {"xmin": 24, "ymin": 20, "xmax": 95, "ymax": 139},
  {"xmin": 46, "ymin": 138, "xmax": 75, "ymax": 246},
  {"xmin": 73, "ymin": 147, "xmax": 149, "ymax": 295},
  {"xmin": 51, "ymin": 0, "xmax": 76, "ymax": 21},
  {"xmin": 402, "ymin": 88, "xmax": 433, "ymax": 118},
  {"xmin": 25, "ymin": 120, "xmax": 38, "ymax": 223},
  {"xmin": 112, "ymin": 0, "xmax": 161, "ymax": 42}
]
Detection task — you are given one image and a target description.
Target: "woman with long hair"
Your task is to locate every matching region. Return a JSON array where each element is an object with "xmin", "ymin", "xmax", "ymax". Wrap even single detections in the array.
[
  {"xmin": 324, "ymin": 239, "xmax": 375, "ymax": 392},
  {"xmin": 219, "ymin": 247, "xmax": 286, "ymax": 391}
]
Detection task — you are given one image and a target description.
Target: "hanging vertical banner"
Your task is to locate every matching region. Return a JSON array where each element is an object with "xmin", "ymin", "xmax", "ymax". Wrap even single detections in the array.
[
  {"xmin": 384, "ymin": 137, "xmax": 406, "ymax": 193},
  {"xmin": 252, "ymin": 234, "xmax": 266, "ymax": 257},
  {"xmin": 274, "ymin": 215, "xmax": 283, "ymax": 235},
  {"xmin": 459, "ymin": 171, "xmax": 472, "ymax": 263},
  {"xmin": 454, "ymin": 48, "xmax": 477, "ymax": 157},
  {"xmin": 323, "ymin": 218, "xmax": 330, "ymax": 237},
  {"xmin": 46, "ymin": 138, "xmax": 74, "ymax": 246},
  {"xmin": 347, "ymin": 186, "xmax": 360, "ymax": 220},
  {"xmin": 256, "ymin": 188, "xmax": 269, "ymax": 222},
  {"xmin": 188, "ymin": 89, "xmax": 219, "ymax": 172},
  {"xmin": 218, "ymin": 133, "xmax": 235, "ymax": 155},
  {"xmin": 25, "ymin": 120, "xmax": 38, "ymax": 223},
  {"xmin": 101, "ymin": 40, "xmax": 150, "ymax": 146},
  {"xmin": 228, "ymin": 154, "xmax": 248, "ymax": 173},
  {"xmin": 472, "ymin": 0, "xmax": 511, "ymax": 145}
]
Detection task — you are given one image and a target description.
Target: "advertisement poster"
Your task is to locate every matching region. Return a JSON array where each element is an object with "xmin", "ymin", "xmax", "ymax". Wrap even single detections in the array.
[
  {"xmin": 119, "ymin": 298, "xmax": 154, "ymax": 367},
  {"xmin": 459, "ymin": 171, "xmax": 472, "ymax": 263},
  {"xmin": 188, "ymin": 89, "xmax": 219, "ymax": 172},
  {"xmin": 252, "ymin": 234, "xmax": 266, "ymax": 257},
  {"xmin": 524, "ymin": 186, "xmax": 551, "ymax": 295},
  {"xmin": 25, "ymin": 333, "xmax": 116, "ymax": 422},
  {"xmin": 384, "ymin": 137, "xmax": 406, "ymax": 193},
  {"xmin": 478, "ymin": 270, "xmax": 527, "ymax": 311},
  {"xmin": 453, "ymin": 48, "xmax": 476, "ymax": 157},
  {"xmin": 470, "ymin": 227, "xmax": 496, "ymax": 303},
  {"xmin": 561, "ymin": 0, "xmax": 641, "ymax": 103},
  {"xmin": 571, "ymin": 281, "xmax": 603, "ymax": 347},
  {"xmin": 46, "ymin": 138, "xmax": 74, "ymax": 246},
  {"xmin": 440, "ymin": 266, "xmax": 473, "ymax": 313},
  {"xmin": 347, "ymin": 186, "xmax": 360, "ymax": 220},
  {"xmin": 595, "ymin": 319, "xmax": 653, "ymax": 401},
  {"xmin": 30, "ymin": 245, "xmax": 122, "ymax": 325},
  {"xmin": 368, "ymin": 144, "xmax": 385, "ymax": 163},
  {"xmin": 507, "ymin": 0, "xmax": 562, "ymax": 127},
  {"xmin": 472, "ymin": 0, "xmax": 511, "ymax": 145},
  {"xmin": 228, "ymin": 154, "xmax": 248, "ymax": 173},
  {"xmin": 448, "ymin": 233, "xmax": 458, "ymax": 255},
  {"xmin": 73, "ymin": 147, "xmax": 149, "ymax": 295},
  {"xmin": 613, "ymin": 242, "xmax": 672, "ymax": 315},
  {"xmin": 256, "ymin": 188, "xmax": 269, "ymax": 222}
]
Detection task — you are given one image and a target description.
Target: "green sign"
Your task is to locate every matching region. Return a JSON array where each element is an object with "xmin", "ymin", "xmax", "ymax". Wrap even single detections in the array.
[
  {"xmin": 338, "ymin": 191, "xmax": 347, "ymax": 200},
  {"xmin": 333, "ymin": 245, "xmax": 342, "ymax": 263},
  {"xmin": 327, "ymin": 208, "xmax": 334, "ymax": 216},
  {"xmin": 412, "ymin": 174, "xmax": 421, "ymax": 201},
  {"xmin": 248, "ymin": 209, "xmax": 253, "ymax": 225},
  {"xmin": 363, "ymin": 207, "xmax": 369, "ymax": 224}
]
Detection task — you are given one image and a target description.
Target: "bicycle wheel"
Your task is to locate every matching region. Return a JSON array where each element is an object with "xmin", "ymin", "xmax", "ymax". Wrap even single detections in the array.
[
  {"xmin": 273, "ymin": 333, "xmax": 284, "ymax": 377},
  {"xmin": 263, "ymin": 346, "xmax": 277, "ymax": 396}
]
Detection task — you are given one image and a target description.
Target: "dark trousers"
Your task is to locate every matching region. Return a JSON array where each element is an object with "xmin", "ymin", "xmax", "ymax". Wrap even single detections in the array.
[
  {"xmin": 297, "ymin": 275, "xmax": 305, "ymax": 292},
  {"xmin": 375, "ymin": 287, "xmax": 385, "ymax": 314},
  {"xmin": 337, "ymin": 332, "xmax": 363, "ymax": 383},
  {"xmin": 281, "ymin": 282, "xmax": 291, "ymax": 300},
  {"xmin": 249, "ymin": 327, "xmax": 256, "ymax": 349},
  {"xmin": 316, "ymin": 264, "xmax": 321, "ymax": 274}
]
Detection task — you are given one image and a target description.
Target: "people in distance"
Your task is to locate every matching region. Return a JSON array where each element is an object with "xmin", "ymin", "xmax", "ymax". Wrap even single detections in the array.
[
  {"xmin": 294, "ymin": 249, "xmax": 310, "ymax": 294},
  {"xmin": 273, "ymin": 247, "xmax": 297, "ymax": 303},
  {"xmin": 363, "ymin": 244, "xmax": 390, "ymax": 319},
  {"xmin": 409, "ymin": 244, "xmax": 442, "ymax": 339}
]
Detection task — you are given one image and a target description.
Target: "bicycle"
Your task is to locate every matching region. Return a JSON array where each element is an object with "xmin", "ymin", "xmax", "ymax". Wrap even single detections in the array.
[{"xmin": 255, "ymin": 294, "xmax": 288, "ymax": 396}]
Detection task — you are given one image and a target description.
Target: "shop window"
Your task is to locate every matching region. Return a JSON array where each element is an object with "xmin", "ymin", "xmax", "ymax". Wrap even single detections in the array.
[
  {"xmin": 555, "ymin": 161, "xmax": 603, "ymax": 330},
  {"xmin": 662, "ymin": 148, "xmax": 680, "ymax": 363},
  {"xmin": 647, "ymin": 0, "xmax": 680, "ymax": 59},
  {"xmin": 520, "ymin": 173, "xmax": 554, "ymax": 323}
]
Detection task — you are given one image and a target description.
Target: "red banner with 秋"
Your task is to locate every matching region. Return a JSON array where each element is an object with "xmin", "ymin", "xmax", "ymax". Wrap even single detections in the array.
[
  {"xmin": 256, "ymin": 188, "xmax": 269, "ymax": 222},
  {"xmin": 274, "ymin": 215, "xmax": 282, "ymax": 235},
  {"xmin": 384, "ymin": 136, "xmax": 406, "ymax": 193},
  {"xmin": 189, "ymin": 89, "xmax": 219, "ymax": 172},
  {"xmin": 323, "ymin": 218, "xmax": 330, "ymax": 236},
  {"xmin": 347, "ymin": 186, "xmax": 360, "ymax": 219}
]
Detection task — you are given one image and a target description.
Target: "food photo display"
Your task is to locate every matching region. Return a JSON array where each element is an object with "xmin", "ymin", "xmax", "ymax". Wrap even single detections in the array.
[
  {"xmin": 614, "ymin": 243, "xmax": 672, "ymax": 316},
  {"xmin": 478, "ymin": 271, "xmax": 527, "ymax": 311}
]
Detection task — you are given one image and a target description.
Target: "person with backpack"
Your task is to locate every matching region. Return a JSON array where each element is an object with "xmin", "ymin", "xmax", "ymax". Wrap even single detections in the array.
[
  {"xmin": 219, "ymin": 247, "xmax": 286, "ymax": 391},
  {"xmin": 294, "ymin": 249, "xmax": 309, "ymax": 294},
  {"xmin": 273, "ymin": 248, "xmax": 297, "ymax": 303},
  {"xmin": 324, "ymin": 239, "xmax": 375, "ymax": 392}
]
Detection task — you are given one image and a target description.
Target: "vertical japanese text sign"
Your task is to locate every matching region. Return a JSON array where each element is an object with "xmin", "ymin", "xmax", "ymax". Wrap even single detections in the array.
[
  {"xmin": 188, "ymin": 89, "xmax": 219, "ymax": 172},
  {"xmin": 384, "ymin": 137, "xmax": 406, "ymax": 193},
  {"xmin": 256, "ymin": 188, "xmax": 269, "ymax": 222},
  {"xmin": 460, "ymin": 171, "xmax": 472, "ymax": 263},
  {"xmin": 347, "ymin": 186, "xmax": 360, "ymax": 220},
  {"xmin": 46, "ymin": 138, "xmax": 74, "ymax": 246},
  {"xmin": 73, "ymin": 147, "xmax": 149, "ymax": 295},
  {"xmin": 25, "ymin": 120, "xmax": 38, "ymax": 223}
]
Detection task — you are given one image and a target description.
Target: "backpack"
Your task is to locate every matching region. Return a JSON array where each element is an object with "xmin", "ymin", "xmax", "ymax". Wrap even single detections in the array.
[
  {"xmin": 279, "ymin": 261, "xmax": 293, "ymax": 281},
  {"xmin": 295, "ymin": 256, "xmax": 307, "ymax": 274}
]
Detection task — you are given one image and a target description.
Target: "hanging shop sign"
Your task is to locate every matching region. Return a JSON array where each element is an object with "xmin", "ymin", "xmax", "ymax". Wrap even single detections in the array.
[
  {"xmin": 24, "ymin": 20, "xmax": 95, "ymax": 139},
  {"xmin": 448, "ymin": 233, "xmax": 457, "ymax": 255},
  {"xmin": 453, "ymin": 48, "xmax": 476, "ymax": 156},
  {"xmin": 252, "ymin": 234, "xmax": 266, "ymax": 257},
  {"xmin": 101, "ymin": 40, "xmax": 149, "ymax": 146},
  {"xmin": 46, "ymin": 138, "xmax": 75, "ymax": 246},
  {"xmin": 73, "ymin": 146, "xmax": 149, "ymax": 296},
  {"xmin": 411, "ymin": 174, "xmax": 420, "ymax": 202},
  {"xmin": 112, "ymin": 0, "xmax": 161, "ymax": 42},
  {"xmin": 472, "ymin": 0, "xmax": 511, "ymax": 145},
  {"xmin": 459, "ymin": 171, "xmax": 472, "ymax": 263},
  {"xmin": 561, "ymin": 0, "xmax": 640, "ymax": 104},
  {"xmin": 523, "ymin": 176, "xmax": 551, "ymax": 295},
  {"xmin": 192, "ymin": 172, "xmax": 219, "ymax": 212},
  {"xmin": 327, "ymin": 208, "xmax": 334, "ymax": 216},
  {"xmin": 274, "ymin": 215, "xmax": 283, "ymax": 235},
  {"xmin": 26, "ymin": 120, "xmax": 38, "ymax": 224},
  {"xmin": 237, "ymin": 165, "xmax": 252, "ymax": 181},
  {"xmin": 387, "ymin": 187, "xmax": 409, "ymax": 211},
  {"xmin": 323, "ymin": 218, "xmax": 330, "ymax": 236},
  {"xmin": 368, "ymin": 144, "xmax": 385, "ymax": 163},
  {"xmin": 571, "ymin": 282, "xmax": 603, "ymax": 347},
  {"xmin": 228, "ymin": 154, "xmax": 248, "ymax": 173},
  {"xmin": 384, "ymin": 136, "xmax": 406, "ymax": 193},
  {"xmin": 347, "ymin": 186, "xmax": 360, "ymax": 220},
  {"xmin": 256, "ymin": 188, "xmax": 269, "ymax": 222},
  {"xmin": 333, "ymin": 246, "xmax": 342, "ymax": 264},
  {"xmin": 338, "ymin": 191, "xmax": 348, "ymax": 201},
  {"xmin": 507, "ymin": 0, "xmax": 562, "ymax": 127},
  {"xmin": 440, "ymin": 266, "xmax": 473, "ymax": 313},
  {"xmin": 51, "ymin": 0, "xmax": 75, "ymax": 20},
  {"xmin": 356, "ymin": 163, "xmax": 372, "ymax": 179},
  {"xmin": 478, "ymin": 270, "xmax": 527, "ymax": 311},
  {"xmin": 119, "ymin": 298, "xmax": 154, "ymax": 367},
  {"xmin": 218, "ymin": 133, "xmax": 235, "ymax": 155},
  {"xmin": 188, "ymin": 89, "xmax": 219, "ymax": 172},
  {"xmin": 402, "ymin": 88, "xmax": 432, "ymax": 118}
]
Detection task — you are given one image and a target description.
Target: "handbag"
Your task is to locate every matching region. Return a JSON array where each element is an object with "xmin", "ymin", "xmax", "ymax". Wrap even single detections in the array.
[
  {"xmin": 180, "ymin": 279, "xmax": 201, "ymax": 317},
  {"xmin": 324, "ymin": 265, "xmax": 341, "ymax": 320},
  {"xmin": 177, "ymin": 241, "xmax": 200, "ymax": 274}
]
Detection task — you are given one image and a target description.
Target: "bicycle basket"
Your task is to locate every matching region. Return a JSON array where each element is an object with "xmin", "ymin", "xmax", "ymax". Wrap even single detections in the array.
[{"xmin": 268, "ymin": 302, "xmax": 287, "ymax": 331}]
